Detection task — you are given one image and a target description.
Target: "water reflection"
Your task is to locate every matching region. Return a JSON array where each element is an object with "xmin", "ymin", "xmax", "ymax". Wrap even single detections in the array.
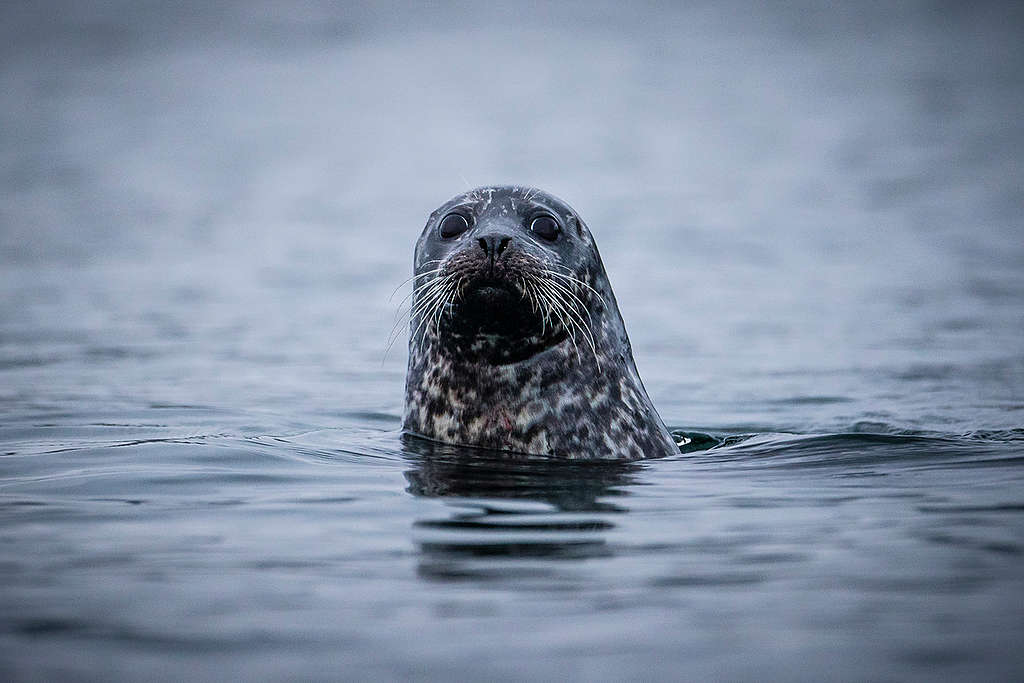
[{"xmin": 402, "ymin": 435, "xmax": 642, "ymax": 582}]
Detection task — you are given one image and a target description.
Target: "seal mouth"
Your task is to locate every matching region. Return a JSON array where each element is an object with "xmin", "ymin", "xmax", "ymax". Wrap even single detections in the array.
[
  {"xmin": 448, "ymin": 276, "xmax": 534, "ymax": 337},
  {"xmin": 465, "ymin": 278, "xmax": 517, "ymax": 299},
  {"xmin": 460, "ymin": 278, "xmax": 521, "ymax": 312}
]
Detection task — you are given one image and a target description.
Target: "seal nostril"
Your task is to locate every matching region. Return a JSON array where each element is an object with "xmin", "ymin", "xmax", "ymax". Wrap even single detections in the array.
[
  {"xmin": 497, "ymin": 237, "xmax": 511, "ymax": 255},
  {"xmin": 478, "ymin": 238, "xmax": 488, "ymax": 254}
]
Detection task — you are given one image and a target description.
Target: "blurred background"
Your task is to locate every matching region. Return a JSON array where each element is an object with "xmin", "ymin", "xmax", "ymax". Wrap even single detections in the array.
[
  {"xmin": 1, "ymin": 0, "xmax": 1022, "ymax": 433},
  {"xmin": 1, "ymin": 2, "xmax": 1023, "ymax": 680}
]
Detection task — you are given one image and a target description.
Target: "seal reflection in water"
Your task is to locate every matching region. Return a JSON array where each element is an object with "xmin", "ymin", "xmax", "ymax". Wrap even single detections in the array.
[{"xmin": 403, "ymin": 186, "xmax": 677, "ymax": 460}]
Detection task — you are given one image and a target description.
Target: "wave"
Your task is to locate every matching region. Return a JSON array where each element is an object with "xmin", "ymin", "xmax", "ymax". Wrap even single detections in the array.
[{"xmin": 676, "ymin": 428, "xmax": 1024, "ymax": 470}]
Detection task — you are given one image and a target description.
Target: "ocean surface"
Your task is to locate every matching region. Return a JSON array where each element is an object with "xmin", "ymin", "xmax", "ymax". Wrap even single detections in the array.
[{"xmin": 2, "ymin": 1, "xmax": 1023, "ymax": 680}]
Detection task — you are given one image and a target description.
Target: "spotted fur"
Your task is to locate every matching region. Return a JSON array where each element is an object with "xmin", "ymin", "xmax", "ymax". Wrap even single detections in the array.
[{"xmin": 402, "ymin": 186, "xmax": 677, "ymax": 460}]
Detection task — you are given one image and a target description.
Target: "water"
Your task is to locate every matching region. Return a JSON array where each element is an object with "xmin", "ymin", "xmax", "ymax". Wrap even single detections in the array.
[{"xmin": 2, "ymin": 1, "xmax": 1023, "ymax": 680}]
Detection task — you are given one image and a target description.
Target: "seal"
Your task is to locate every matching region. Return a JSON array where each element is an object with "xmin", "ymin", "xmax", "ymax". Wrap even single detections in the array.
[{"xmin": 402, "ymin": 186, "xmax": 678, "ymax": 460}]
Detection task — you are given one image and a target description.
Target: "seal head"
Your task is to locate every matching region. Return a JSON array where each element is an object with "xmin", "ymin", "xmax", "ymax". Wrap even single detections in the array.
[{"xmin": 403, "ymin": 186, "xmax": 677, "ymax": 460}]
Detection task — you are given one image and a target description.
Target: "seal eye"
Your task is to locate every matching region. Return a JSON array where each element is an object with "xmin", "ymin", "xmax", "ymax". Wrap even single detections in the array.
[
  {"xmin": 530, "ymin": 215, "xmax": 560, "ymax": 241},
  {"xmin": 439, "ymin": 213, "xmax": 470, "ymax": 238}
]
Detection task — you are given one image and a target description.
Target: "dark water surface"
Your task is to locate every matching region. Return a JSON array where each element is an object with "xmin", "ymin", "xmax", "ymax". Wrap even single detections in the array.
[{"xmin": 2, "ymin": 1, "xmax": 1023, "ymax": 680}]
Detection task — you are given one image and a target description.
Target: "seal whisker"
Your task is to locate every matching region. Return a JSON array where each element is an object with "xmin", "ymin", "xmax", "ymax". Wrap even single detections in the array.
[
  {"xmin": 545, "ymin": 263, "xmax": 601, "ymax": 288},
  {"xmin": 520, "ymin": 277, "xmax": 549, "ymax": 326},
  {"xmin": 410, "ymin": 296, "xmax": 443, "ymax": 344},
  {"xmin": 385, "ymin": 277, "xmax": 452, "ymax": 361},
  {"xmin": 536, "ymin": 279, "xmax": 595, "ymax": 362},
  {"xmin": 436, "ymin": 276, "xmax": 467, "ymax": 329},
  {"xmin": 542, "ymin": 275, "xmax": 592, "ymax": 319},
  {"xmin": 518, "ymin": 276, "xmax": 539, "ymax": 319},
  {"xmin": 390, "ymin": 290, "xmax": 434, "ymax": 333},
  {"xmin": 526, "ymin": 279, "xmax": 551, "ymax": 336},
  {"xmin": 382, "ymin": 313, "xmax": 415, "ymax": 362},
  {"xmin": 391, "ymin": 273, "xmax": 453, "ymax": 327},
  {"xmin": 385, "ymin": 280, "xmax": 451, "ymax": 360},
  {"xmin": 529, "ymin": 276, "xmax": 560, "ymax": 335},
  {"xmin": 432, "ymin": 276, "xmax": 462, "ymax": 332},
  {"xmin": 398, "ymin": 272, "xmax": 455, "ymax": 320},
  {"xmin": 540, "ymin": 277, "xmax": 598, "ymax": 357},
  {"xmin": 544, "ymin": 269, "xmax": 605, "ymax": 303},
  {"xmin": 388, "ymin": 268, "xmax": 444, "ymax": 302},
  {"xmin": 541, "ymin": 278, "xmax": 599, "ymax": 358},
  {"xmin": 412, "ymin": 277, "xmax": 461, "ymax": 342},
  {"xmin": 535, "ymin": 281, "xmax": 582, "ymax": 362},
  {"xmin": 398, "ymin": 274, "xmax": 457, "ymax": 349},
  {"xmin": 399, "ymin": 268, "xmax": 443, "ymax": 287},
  {"xmin": 393, "ymin": 270, "xmax": 452, "ymax": 312},
  {"xmin": 411, "ymin": 277, "xmax": 456, "ymax": 322},
  {"xmin": 384, "ymin": 281, "xmax": 446, "ymax": 362},
  {"xmin": 537, "ymin": 273, "xmax": 594, "ymax": 329}
]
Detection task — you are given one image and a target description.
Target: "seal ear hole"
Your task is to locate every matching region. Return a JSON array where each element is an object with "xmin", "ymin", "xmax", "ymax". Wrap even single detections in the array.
[
  {"xmin": 572, "ymin": 216, "xmax": 584, "ymax": 237},
  {"xmin": 439, "ymin": 213, "xmax": 470, "ymax": 239}
]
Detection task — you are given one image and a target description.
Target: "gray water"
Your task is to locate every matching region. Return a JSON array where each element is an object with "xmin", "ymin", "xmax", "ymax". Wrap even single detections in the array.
[{"xmin": 2, "ymin": 1, "xmax": 1024, "ymax": 680}]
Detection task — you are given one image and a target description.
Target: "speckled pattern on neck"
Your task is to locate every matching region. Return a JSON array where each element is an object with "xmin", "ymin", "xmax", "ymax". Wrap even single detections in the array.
[{"xmin": 403, "ymin": 186, "xmax": 678, "ymax": 460}]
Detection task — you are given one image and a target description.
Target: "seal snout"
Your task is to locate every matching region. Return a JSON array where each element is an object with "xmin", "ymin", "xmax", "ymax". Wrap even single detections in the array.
[
  {"xmin": 477, "ymin": 235, "xmax": 511, "ymax": 260},
  {"xmin": 475, "ymin": 229, "xmax": 514, "ymax": 278},
  {"xmin": 447, "ymin": 225, "xmax": 525, "ymax": 291}
]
